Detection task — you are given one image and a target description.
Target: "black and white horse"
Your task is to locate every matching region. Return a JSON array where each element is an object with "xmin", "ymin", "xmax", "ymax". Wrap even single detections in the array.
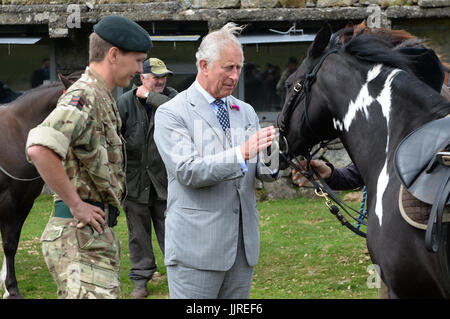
[{"xmin": 277, "ymin": 24, "xmax": 450, "ymax": 298}]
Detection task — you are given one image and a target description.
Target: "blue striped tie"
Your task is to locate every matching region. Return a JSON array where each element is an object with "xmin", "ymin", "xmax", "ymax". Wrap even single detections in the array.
[{"xmin": 213, "ymin": 99, "xmax": 231, "ymax": 144}]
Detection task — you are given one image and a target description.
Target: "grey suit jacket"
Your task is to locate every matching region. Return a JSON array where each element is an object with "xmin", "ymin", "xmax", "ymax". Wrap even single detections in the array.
[{"xmin": 154, "ymin": 82, "xmax": 277, "ymax": 271}]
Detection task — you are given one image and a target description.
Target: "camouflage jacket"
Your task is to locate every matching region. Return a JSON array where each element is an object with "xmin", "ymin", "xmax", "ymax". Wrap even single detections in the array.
[{"xmin": 26, "ymin": 67, "xmax": 126, "ymax": 207}]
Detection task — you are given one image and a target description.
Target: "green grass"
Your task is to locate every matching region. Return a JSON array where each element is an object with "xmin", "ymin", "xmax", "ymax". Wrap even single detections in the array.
[{"xmin": 0, "ymin": 194, "xmax": 378, "ymax": 299}]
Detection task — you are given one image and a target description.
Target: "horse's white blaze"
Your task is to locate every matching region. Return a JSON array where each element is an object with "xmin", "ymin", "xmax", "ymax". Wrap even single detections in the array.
[
  {"xmin": 338, "ymin": 65, "xmax": 401, "ymax": 227},
  {"xmin": 367, "ymin": 64, "xmax": 383, "ymax": 82},
  {"xmin": 341, "ymin": 64, "xmax": 383, "ymax": 132},
  {"xmin": 373, "ymin": 69, "xmax": 401, "ymax": 226},
  {"xmin": 377, "ymin": 69, "xmax": 401, "ymax": 121},
  {"xmin": 0, "ymin": 254, "xmax": 9, "ymax": 298},
  {"xmin": 343, "ymin": 83, "xmax": 373, "ymax": 131},
  {"xmin": 375, "ymin": 162, "xmax": 389, "ymax": 226},
  {"xmin": 333, "ymin": 118, "xmax": 344, "ymax": 131}
]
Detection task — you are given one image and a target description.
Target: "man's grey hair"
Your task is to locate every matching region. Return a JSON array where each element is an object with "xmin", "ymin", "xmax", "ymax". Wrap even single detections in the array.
[{"xmin": 195, "ymin": 22, "xmax": 245, "ymax": 71}]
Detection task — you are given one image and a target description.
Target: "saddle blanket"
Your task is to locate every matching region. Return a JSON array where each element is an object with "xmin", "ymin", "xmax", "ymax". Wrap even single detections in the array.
[{"xmin": 399, "ymin": 185, "xmax": 450, "ymax": 230}]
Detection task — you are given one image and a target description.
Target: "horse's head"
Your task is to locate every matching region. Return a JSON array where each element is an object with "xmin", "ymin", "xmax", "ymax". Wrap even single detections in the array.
[
  {"xmin": 277, "ymin": 24, "xmax": 338, "ymax": 169},
  {"xmin": 58, "ymin": 70, "xmax": 83, "ymax": 90},
  {"xmin": 7, "ymin": 70, "xmax": 84, "ymax": 127},
  {"xmin": 277, "ymin": 22, "xmax": 447, "ymax": 171}
]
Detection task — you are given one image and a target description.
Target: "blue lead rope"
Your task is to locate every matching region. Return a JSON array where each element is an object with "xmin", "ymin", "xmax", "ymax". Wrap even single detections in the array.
[{"xmin": 356, "ymin": 186, "xmax": 368, "ymax": 234}]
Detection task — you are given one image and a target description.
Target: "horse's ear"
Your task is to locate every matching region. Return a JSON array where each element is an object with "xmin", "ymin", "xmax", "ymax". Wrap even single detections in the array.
[
  {"xmin": 58, "ymin": 72, "xmax": 72, "ymax": 90},
  {"xmin": 340, "ymin": 21, "xmax": 355, "ymax": 44},
  {"xmin": 345, "ymin": 21, "xmax": 354, "ymax": 29},
  {"xmin": 309, "ymin": 23, "xmax": 332, "ymax": 58},
  {"xmin": 354, "ymin": 20, "xmax": 367, "ymax": 35}
]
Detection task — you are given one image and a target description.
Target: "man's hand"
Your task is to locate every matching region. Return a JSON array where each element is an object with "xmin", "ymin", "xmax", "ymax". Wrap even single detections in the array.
[
  {"xmin": 240, "ymin": 126, "xmax": 276, "ymax": 161},
  {"xmin": 70, "ymin": 201, "xmax": 106, "ymax": 233},
  {"xmin": 135, "ymin": 85, "xmax": 149, "ymax": 99},
  {"xmin": 292, "ymin": 159, "xmax": 332, "ymax": 187},
  {"xmin": 27, "ymin": 145, "xmax": 106, "ymax": 233}
]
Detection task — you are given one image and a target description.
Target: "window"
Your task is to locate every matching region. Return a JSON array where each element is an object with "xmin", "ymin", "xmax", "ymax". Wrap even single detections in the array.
[
  {"xmin": 0, "ymin": 40, "xmax": 49, "ymax": 92},
  {"xmin": 239, "ymin": 38, "xmax": 312, "ymax": 121}
]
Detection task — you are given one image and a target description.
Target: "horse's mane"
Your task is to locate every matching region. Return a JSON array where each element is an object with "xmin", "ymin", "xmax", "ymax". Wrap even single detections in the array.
[
  {"xmin": 360, "ymin": 28, "xmax": 416, "ymax": 47},
  {"xmin": 27, "ymin": 82, "xmax": 62, "ymax": 93},
  {"xmin": 337, "ymin": 20, "xmax": 450, "ymax": 74},
  {"xmin": 9, "ymin": 70, "xmax": 83, "ymax": 107},
  {"xmin": 0, "ymin": 82, "xmax": 64, "ymax": 112},
  {"xmin": 339, "ymin": 34, "xmax": 412, "ymax": 72},
  {"xmin": 330, "ymin": 32, "xmax": 450, "ymax": 118},
  {"xmin": 8, "ymin": 81, "xmax": 63, "ymax": 106}
]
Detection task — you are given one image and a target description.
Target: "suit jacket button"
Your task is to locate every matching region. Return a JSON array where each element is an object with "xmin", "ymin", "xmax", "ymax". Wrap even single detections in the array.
[{"xmin": 233, "ymin": 208, "xmax": 239, "ymax": 214}]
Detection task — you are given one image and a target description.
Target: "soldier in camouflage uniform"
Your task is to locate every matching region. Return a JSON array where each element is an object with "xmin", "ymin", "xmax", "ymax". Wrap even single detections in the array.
[{"xmin": 25, "ymin": 16, "xmax": 152, "ymax": 299}]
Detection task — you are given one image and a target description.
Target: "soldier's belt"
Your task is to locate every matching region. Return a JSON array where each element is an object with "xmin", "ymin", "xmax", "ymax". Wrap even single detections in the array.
[{"xmin": 54, "ymin": 200, "xmax": 119, "ymax": 227}]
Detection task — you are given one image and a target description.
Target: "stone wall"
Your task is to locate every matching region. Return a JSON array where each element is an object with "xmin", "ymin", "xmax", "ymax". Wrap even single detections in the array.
[
  {"xmin": 1, "ymin": 1, "xmax": 449, "ymax": 38},
  {"xmin": 1, "ymin": 0, "xmax": 450, "ymax": 8}
]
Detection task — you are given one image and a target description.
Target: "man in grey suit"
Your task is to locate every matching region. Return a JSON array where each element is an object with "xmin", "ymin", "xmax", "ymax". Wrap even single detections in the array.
[{"xmin": 154, "ymin": 22, "xmax": 278, "ymax": 299}]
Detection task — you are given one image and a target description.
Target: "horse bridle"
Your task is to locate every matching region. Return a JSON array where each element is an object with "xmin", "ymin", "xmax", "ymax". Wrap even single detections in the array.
[
  {"xmin": 279, "ymin": 49, "xmax": 339, "ymax": 145},
  {"xmin": 277, "ymin": 48, "xmax": 368, "ymax": 238}
]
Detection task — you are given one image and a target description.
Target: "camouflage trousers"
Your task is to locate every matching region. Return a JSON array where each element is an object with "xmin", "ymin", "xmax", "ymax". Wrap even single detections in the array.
[{"xmin": 40, "ymin": 217, "xmax": 121, "ymax": 299}]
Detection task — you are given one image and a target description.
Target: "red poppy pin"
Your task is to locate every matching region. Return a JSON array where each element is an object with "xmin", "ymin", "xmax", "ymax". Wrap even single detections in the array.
[{"xmin": 230, "ymin": 104, "xmax": 240, "ymax": 111}]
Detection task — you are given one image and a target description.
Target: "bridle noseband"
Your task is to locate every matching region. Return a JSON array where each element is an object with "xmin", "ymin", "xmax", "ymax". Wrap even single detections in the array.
[{"xmin": 277, "ymin": 48, "xmax": 368, "ymax": 238}]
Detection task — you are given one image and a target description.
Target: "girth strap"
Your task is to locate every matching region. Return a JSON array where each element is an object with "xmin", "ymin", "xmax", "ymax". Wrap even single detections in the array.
[
  {"xmin": 425, "ymin": 169, "xmax": 450, "ymax": 252},
  {"xmin": 424, "ymin": 154, "xmax": 450, "ymax": 296}
]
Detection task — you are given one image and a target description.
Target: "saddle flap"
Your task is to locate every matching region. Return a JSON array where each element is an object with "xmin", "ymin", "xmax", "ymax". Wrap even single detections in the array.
[
  {"xmin": 394, "ymin": 117, "xmax": 450, "ymax": 205},
  {"xmin": 407, "ymin": 163, "xmax": 450, "ymax": 205}
]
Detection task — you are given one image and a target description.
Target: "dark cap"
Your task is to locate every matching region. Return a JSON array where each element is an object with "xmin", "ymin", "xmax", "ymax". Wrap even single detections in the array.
[
  {"xmin": 142, "ymin": 58, "xmax": 173, "ymax": 77},
  {"xmin": 93, "ymin": 15, "xmax": 153, "ymax": 53}
]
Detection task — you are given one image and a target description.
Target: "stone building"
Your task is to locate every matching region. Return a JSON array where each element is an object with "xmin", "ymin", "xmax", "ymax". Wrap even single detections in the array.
[
  {"xmin": 1, "ymin": 1, "xmax": 449, "ymax": 117},
  {"xmin": 1, "ymin": 0, "xmax": 449, "ymax": 198}
]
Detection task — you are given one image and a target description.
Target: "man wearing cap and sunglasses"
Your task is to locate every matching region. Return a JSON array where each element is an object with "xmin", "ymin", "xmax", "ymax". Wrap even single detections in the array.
[{"xmin": 117, "ymin": 57, "xmax": 177, "ymax": 298}]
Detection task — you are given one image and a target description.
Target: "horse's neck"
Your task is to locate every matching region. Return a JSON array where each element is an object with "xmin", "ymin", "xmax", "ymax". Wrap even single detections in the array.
[
  {"xmin": 13, "ymin": 85, "xmax": 62, "ymax": 128},
  {"xmin": 335, "ymin": 69, "xmax": 448, "ymax": 186}
]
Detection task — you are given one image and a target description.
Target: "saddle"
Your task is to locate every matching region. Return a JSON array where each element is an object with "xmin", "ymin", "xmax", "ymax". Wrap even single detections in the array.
[{"xmin": 394, "ymin": 116, "xmax": 450, "ymax": 252}]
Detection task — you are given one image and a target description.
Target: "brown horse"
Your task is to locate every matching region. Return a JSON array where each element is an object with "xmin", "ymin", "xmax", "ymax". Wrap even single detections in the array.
[{"xmin": 0, "ymin": 72, "xmax": 81, "ymax": 298}]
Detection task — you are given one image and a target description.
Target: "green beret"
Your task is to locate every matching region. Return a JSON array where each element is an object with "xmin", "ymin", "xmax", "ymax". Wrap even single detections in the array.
[{"xmin": 93, "ymin": 16, "xmax": 152, "ymax": 53}]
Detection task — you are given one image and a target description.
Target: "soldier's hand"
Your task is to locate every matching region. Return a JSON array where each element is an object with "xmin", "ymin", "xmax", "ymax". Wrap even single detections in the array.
[
  {"xmin": 240, "ymin": 126, "xmax": 276, "ymax": 161},
  {"xmin": 70, "ymin": 201, "xmax": 106, "ymax": 234}
]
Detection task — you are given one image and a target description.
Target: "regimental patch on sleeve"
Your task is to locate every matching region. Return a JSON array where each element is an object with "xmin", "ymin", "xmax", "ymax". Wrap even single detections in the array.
[{"xmin": 68, "ymin": 96, "xmax": 86, "ymax": 110}]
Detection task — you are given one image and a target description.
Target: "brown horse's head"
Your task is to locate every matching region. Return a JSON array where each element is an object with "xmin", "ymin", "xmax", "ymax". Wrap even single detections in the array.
[
  {"xmin": 7, "ymin": 70, "xmax": 83, "ymax": 127},
  {"xmin": 58, "ymin": 70, "xmax": 84, "ymax": 90},
  {"xmin": 341, "ymin": 19, "xmax": 416, "ymax": 46}
]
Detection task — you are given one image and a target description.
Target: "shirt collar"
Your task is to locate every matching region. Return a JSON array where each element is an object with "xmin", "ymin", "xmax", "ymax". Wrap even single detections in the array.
[{"xmin": 194, "ymin": 80, "xmax": 226, "ymax": 106}]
